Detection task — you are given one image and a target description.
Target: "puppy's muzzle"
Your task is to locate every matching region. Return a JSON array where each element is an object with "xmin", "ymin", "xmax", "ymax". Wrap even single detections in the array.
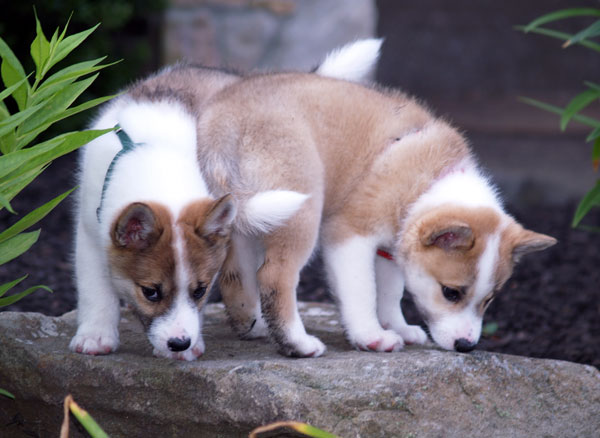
[
  {"xmin": 454, "ymin": 338, "xmax": 476, "ymax": 353},
  {"xmin": 167, "ymin": 336, "xmax": 191, "ymax": 352}
]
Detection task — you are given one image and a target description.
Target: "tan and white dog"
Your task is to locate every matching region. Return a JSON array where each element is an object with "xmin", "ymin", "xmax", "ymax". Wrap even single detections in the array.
[
  {"xmin": 196, "ymin": 55, "xmax": 557, "ymax": 357},
  {"xmin": 69, "ymin": 40, "xmax": 382, "ymax": 360}
]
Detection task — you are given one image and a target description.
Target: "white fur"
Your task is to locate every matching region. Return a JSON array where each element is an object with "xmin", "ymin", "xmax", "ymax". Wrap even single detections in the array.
[
  {"xmin": 408, "ymin": 163, "xmax": 504, "ymax": 220},
  {"xmin": 316, "ymin": 38, "xmax": 383, "ymax": 83},
  {"xmin": 375, "ymin": 256, "xmax": 428, "ymax": 345},
  {"xmin": 241, "ymin": 190, "xmax": 309, "ymax": 234},
  {"xmin": 323, "ymin": 235, "xmax": 405, "ymax": 352},
  {"xmin": 70, "ymin": 99, "xmax": 210, "ymax": 359}
]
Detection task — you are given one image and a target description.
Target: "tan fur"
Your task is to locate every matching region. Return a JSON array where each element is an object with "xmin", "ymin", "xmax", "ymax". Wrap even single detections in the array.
[{"xmin": 192, "ymin": 72, "xmax": 555, "ymax": 354}]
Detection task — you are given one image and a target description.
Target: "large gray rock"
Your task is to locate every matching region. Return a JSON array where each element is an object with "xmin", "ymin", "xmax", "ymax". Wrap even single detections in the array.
[{"xmin": 0, "ymin": 303, "xmax": 598, "ymax": 437}]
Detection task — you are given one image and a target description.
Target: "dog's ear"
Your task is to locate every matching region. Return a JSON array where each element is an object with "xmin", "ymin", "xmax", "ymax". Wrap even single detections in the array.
[
  {"xmin": 511, "ymin": 228, "xmax": 556, "ymax": 263},
  {"xmin": 420, "ymin": 223, "xmax": 474, "ymax": 251},
  {"xmin": 200, "ymin": 194, "xmax": 237, "ymax": 237},
  {"xmin": 112, "ymin": 203, "xmax": 162, "ymax": 250}
]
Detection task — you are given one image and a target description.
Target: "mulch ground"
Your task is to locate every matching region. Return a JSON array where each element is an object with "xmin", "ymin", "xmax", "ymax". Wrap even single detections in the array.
[{"xmin": 1, "ymin": 156, "xmax": 599, "ymax": 369}]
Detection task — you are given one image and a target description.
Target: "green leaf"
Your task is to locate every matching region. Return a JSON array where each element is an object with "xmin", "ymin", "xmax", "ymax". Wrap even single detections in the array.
[
  {"xmin": 0, "ymin": 140, "xmax": 60, "ymax": 180},
  {"xmin": 0, "ymin": 166, "xmax": 45, "ymax": 209},
  {"xmin": 18, "ymin": 93, "xmax": 117, "ymax": 148},
  {"xmin": 573, "ymin": 180, "xmax": 600, "ymax": 227},
  {"xmin": 515, "ymin": 25, "xmax": 600, "ymax": 52},
  {"xmin": 19, "ymin": 73, "xmax": 99, "ymax": 135},
  {"xmin": 0, "ymin": 76, "xmax": 30, "ymax": 103},
  {"xmin": 584, "ymin": 81, "xmax": 600, "ymax": 92},
  {"xmin": 560, "ymin": 88, "xmax": 600, "ymax": 131},
  {"xmin": 523, "ymin": 8, "xmax": 600, "ymax": 33},
  {"xmin": 518, "ymin": 96, "xmax": 600, "ymax": 129},
  {"xmin": 564, "ymin": 19, "xmax": 600, "ymax": 47},
  {"xmin": 586, "ymin": 126, "xmax": 600, "ymax": 142},
  {"xmin": 31, "ymin": 13, "xmax": 51, "ymax": 80},
  {"xmin": 0, "ymin": 187, "xmax": 75, "ymax": 244},
  {"xmin": 0, "ymin": 37, "xmax": 30, "ymax": 110},
  {"xmin": 0, "ymin": 275, "xmax": 27, "ymax": 298},
  {"xmin": 32, "ymin": 58, "xmax": 118, "ymax": 105},
  {"xmin": 0, "ymin": 388, "xmax": 15, "ymax": 399},
  {"xmin": 593, "ymin": 138, "xmax": 600, "ymax": 171},
  {"xmin": 0, "ymin": 100, "xmax": 46, "ymax": 143},
  {"xmin": 0, "ymin": 129, "xmax": 111, "ymax": 184},
  {"xmin": 0, "ymin": 230, "xmax": 40, "ymax": 265},
  {"xmin": 45, "ymin": 24, "xmax": 100, "ymax": 75},
  {"xmin": 0, "ymin": 190, "xmax": 16, "ymax": 213},
  {"xmin": 0, "ymin": 284, "xmax": 52, "ymax": 307}
]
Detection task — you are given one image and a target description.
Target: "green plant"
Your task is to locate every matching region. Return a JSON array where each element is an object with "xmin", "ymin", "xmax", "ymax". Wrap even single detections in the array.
[
  {"xmin": 60, "ymin": 395, "xmax": 109, "ymax": 438},
  {"xmin": 0, "ymin": 16, "xmax": 116, "ymax": 310},
  {"xmin": 517, "ymin": 8, "xmax": 600, "ymax": 229},
  {"xmin": 249, "ymin": 421, "xmax": 339, "ymax": 438}
]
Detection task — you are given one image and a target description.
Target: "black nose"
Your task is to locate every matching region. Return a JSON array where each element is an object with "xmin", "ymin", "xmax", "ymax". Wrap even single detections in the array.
[
  {"xmin": 167, "ymin": 336, "xmax": 191, "ymax": 352},
  {"xmin": 454, "ymin": 338, "xmax": 476, "ymax": 353}
]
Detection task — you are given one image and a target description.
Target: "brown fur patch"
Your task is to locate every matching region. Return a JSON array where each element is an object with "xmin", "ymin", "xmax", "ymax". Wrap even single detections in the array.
[
  {"xmin": 404, "ymin": 205, "xmax": 502, "ymax": 309},
  {"xmin": 108, "ymin": 202, "xmax": 176, "ymax": 321},
  {"xmin": 178, "ymin": 199, "xmax": 232, "ymax": 303}
]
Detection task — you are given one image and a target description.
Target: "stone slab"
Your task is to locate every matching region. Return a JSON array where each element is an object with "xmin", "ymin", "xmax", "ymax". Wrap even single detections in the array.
[{"xmin": 0, "ymin": 303, "xmax": 599, "ymax": 437}]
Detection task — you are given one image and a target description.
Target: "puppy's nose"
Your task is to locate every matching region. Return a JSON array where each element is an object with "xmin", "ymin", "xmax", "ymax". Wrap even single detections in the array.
[
  {"xmin": 167, "ymin": 336, "xmax": 191, "ymax": 352},
  {"xmin": 454, "ymin": 338, "xmax": 476, "ymax": 352}
]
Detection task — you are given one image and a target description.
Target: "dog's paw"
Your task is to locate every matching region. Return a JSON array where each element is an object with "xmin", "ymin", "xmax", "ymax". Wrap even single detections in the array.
[
  {"xmin": 153, "ymin": 338, "xmax": 205, "ymax": 361},
  {"xmin": 279, "ymin": 333, "xmax": 326, "ymax": 358},
  {"xmin": 352, "ymin": 328, "xmax": 404, "ymax": 352},
  {"xmin": 239, "ymin": 316, "xmax": 269, "ymax": 340},
  {"xmin": 396, "ymin": 324, "xmax": 428, "ymax": 345},
  {"xmin": 70, "ymin": 328, "xmax": 119, "ymax": 356}
]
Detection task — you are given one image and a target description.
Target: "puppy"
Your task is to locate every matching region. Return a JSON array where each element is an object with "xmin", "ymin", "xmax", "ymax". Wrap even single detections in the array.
[
  {"xmin": 69, "ymin": 41, "xmax": 383, "ymax": 360},
  {"xmin": 196, "ymin": 65, "xmax": 556, "ymax": 357}
]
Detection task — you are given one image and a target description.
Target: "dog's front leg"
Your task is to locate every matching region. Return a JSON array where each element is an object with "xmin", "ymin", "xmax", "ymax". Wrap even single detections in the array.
[
  {"xmin": 69, "ymin": 222, "xmax": 120, "ymax": 355},
  {"xmin": 323, "ymin": 235, "xmax": 405, "ymax": 352},
  {"xmin": 375, "ymin": 256, "xmax": 428, "ymax": 345}
]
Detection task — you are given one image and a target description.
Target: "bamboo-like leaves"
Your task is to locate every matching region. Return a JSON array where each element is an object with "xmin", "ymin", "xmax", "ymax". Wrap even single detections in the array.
[
  {"xmin": 0, "ymin": 16, "xmax": 115, "ymax": 317},
  {"xmin": 519, "ymin": 7, "xmax": 600, "ymax": 229}
]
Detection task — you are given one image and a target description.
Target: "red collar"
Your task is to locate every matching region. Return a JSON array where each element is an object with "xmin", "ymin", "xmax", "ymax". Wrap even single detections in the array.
[{"xmin": 377, "ymin": 249, "xmax": 394, "ymax": 261}]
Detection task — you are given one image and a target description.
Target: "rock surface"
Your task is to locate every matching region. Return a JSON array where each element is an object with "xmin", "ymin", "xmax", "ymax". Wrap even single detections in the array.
[{"xmin": 1, "ymin": 303, "xmax": 599, "ymax": 438}]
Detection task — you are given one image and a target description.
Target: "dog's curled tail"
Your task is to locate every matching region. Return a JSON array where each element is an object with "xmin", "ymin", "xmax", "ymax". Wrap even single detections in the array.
[
  {"xmin": 316, "ymin": 38, "xmax": 383, "ymax": 83},
  {"xmin": 237, "ymin": 190, "xmax": 309, "ymax": 235}
]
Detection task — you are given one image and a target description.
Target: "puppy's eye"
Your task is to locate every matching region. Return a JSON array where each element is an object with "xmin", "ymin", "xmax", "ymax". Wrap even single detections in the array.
[
  {"xmin": 442, "ymin": 286, "xmax": 463, "ymax": 303},
  {"xmin": 141, "ymin": 285, "xmax": 162, "ymax": 302},
  {"xmin": 192, "ymin": 284, "xmax": 207, "ymax": 300}
]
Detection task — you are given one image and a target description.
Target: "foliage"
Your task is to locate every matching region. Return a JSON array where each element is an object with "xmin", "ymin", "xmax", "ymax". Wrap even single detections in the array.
[
  {"xmin": 61, "ymin": 395, "xmax": 109, "ymax": 438},
  {"xmin": 0, "ymin": 15, "xmax": 115, "ymax": 310},
  {"xmin": 249, "ymin": 421, "xmax": 339, "ymax": 438},
  {"xmin": 0, "ymin": 0, "xmax": 166, "ymax": 136},
  {"xmin": 517, "ymin": 8, "xmax": 600, "ymax": 229}
]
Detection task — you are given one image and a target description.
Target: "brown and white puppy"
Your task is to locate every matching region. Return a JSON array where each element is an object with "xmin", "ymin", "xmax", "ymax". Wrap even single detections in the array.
[
  {"xmin": 69, "ymin": 40, "xmax": 384, "ymax": 360},
  {"xmin": 196, "ymin": 73, "xmax": 556, "ymax": 357}
]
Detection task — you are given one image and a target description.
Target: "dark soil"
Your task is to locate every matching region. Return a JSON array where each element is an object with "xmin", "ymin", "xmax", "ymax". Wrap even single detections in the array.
[{"xmin": 1, "ymin": 155, "xmax": 599, "ymax": 369}]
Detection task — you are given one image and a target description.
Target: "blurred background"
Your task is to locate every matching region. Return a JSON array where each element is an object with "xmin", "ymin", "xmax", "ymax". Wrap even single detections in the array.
[{"xmin": 1, "ymin": 0, "xmax": 599, "ymax": 366}]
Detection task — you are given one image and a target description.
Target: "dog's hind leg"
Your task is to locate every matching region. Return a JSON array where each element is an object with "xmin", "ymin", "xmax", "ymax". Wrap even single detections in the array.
[
  {"xmin": 375, "ymin": 255, "xmax": 428, "ymax": 345},
  {"xmin": 257, "ymin": 204, "xmax": 326, "ymax": 358},
  {"xmin": 219, "ymin": 232, "xmax": 268, "ymax": 339}
]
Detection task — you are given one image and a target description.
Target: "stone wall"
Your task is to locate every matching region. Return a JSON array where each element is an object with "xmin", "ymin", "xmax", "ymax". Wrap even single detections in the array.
[{"xmin": 163, "ymin": 0, "xmax": 377, "ymax": 72}]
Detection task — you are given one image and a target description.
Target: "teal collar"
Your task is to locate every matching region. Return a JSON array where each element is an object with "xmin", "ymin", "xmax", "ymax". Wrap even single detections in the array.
[{"xmin": 96, "ymin": 126, "xmax": 141, "ymax": 222}]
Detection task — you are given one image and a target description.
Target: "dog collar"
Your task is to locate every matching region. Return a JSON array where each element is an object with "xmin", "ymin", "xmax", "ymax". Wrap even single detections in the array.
[
  {"xmin": 96, "ymin": 126, "xmax": 141, "ymax": 222},
  {"xmin": 377, "ymin": 249, "xmax": 394, "ymax": 261}
]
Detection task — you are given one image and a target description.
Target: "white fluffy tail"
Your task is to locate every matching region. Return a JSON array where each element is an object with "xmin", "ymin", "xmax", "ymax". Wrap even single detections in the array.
[
  {"xmin": 316, "ymin": 38, "xmax": 383, "ymax": 83},
  {"xmin": 240, "ymin": 190, "xmax": 309, "ymax": 234}
]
